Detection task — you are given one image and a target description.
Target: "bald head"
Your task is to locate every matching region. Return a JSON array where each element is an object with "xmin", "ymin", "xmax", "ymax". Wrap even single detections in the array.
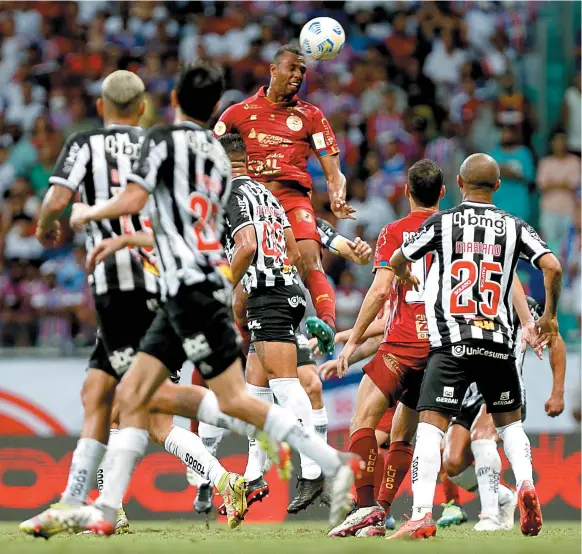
[
  {"xmin": 101, "ymin": 70, "xmax": 145, "ymax": 116},
  {"xmin": 459, "ymin": 153, "xmax": 500, "ymax": 189}
]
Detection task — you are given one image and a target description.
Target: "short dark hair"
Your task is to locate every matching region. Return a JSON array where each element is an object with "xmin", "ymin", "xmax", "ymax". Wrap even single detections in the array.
[
  {"xmin": 218, "ymin": 133, "xmax": 246, "ymax": 156},
  {"xmin": 408, "ymin": 159, "xmax": 443, "ymax": 207},
  {"xmin": 273, "ymin": 44, "xmax": 304, "ymax": 65},
  {"xmin": 175, "ymin": 61, "xmax": 225, "ymax": 122}
]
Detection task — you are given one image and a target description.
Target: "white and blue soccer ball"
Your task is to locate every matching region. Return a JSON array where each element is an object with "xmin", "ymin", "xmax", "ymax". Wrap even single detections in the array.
[{"xmin": 299, "ymin": 17, "xmax": 346, "ymax": 61}]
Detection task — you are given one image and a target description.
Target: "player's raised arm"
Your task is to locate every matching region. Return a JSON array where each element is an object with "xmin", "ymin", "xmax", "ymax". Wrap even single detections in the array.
[
  {"xmin": 86, "ymin": 232, "xmax": 155, "ymax": 272},
  {"xmin": 316, "ymin": 217, "xmax": 372, "ymax": 265}
]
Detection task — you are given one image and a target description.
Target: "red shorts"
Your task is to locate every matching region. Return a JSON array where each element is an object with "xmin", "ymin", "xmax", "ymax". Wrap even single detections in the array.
[
  {"xmin": 377, "ymin": 405, "xmax": 397, "ymax": 434},
  {"xmin": 272, "ymin": 187, "xmax": 320, "ymax": 243},
  {"xmin": 363, "ymin": 343, "xmax": 428, "ymax": 409}
]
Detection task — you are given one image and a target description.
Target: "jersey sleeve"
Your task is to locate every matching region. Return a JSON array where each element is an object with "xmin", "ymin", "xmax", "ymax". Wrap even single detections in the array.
[
  {"xmin": 213, "ymin": 105, "xmax": 238, "ymax": 138},
  {"xmin": 128, "ymin": 128, "xmax": 169, "ymax": 193},
  {"xmin": 226, "ymin": 189, "xmax": 254, "ymax": 236},
  {"xmin": 400, "ymin": 214, "xmax": 440, "ymax": 262},
  {"xmin": 316, "ymin": 217, "xmax": 344, "ymax": 255},
  {"xmin": 516, "ymin": 219, "xmax": 552, "ymax": 268},
  {"xmin": 309, "ymin": 106, "xmax": 340, "ymax": 158},
  {"xmin": 374, "ymin": 224, "xmax": 401, "ymax": 270},
  {"xmin": 49, "ymin": 133, "xmax": 91, "ymax": 191},
  {"xmin": 282, "ymin": 211, "xmax": 291, "ymax": 230}
]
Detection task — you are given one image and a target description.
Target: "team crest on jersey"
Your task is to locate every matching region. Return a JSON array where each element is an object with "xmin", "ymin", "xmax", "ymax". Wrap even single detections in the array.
[
  {"xmin": 214, "ymin": 121, "xmax": 226, "ymax": 136},
  {"xmin": 287, "ymin": 115, "xmax": 303, "ymax": 131}
]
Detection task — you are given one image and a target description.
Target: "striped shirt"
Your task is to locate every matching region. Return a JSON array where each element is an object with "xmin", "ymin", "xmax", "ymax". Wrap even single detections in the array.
[
  {"xmin": 50, "ymin": 125, "xmax": 158, "ymax": 296},
  {"xmin": 223, "ymin": 175, "xmax": 297, "ymax": 293},
  {"xmin": 128, "ymin": 122, "xmax": 232, "ymax": 298},
  {"xmin": 400, "ymin": 201, "xmax": 551, "ymax": 350}
]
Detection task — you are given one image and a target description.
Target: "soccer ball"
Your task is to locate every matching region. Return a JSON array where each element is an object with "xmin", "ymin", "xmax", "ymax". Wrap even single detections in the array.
[{"xmin": 299, "ymin": 17, "xmax": 345, "ymax": 61}]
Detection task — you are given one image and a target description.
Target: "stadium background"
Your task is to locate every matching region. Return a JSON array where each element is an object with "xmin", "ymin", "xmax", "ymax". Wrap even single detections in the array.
[{"xmin": 0, "ymin": 1, "xmax": 579, "ymax": 523}]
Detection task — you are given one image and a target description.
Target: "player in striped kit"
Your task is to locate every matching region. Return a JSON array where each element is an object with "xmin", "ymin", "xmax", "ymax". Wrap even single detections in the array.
[{"xmin": 389, "ymin": 153, "xmax": 562, "ymax": 539}]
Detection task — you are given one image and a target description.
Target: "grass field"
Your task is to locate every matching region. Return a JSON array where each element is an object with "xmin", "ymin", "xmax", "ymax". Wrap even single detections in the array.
[{"xmin": 1, "ymin": 521, "xmax": 580, "ymax": 554}]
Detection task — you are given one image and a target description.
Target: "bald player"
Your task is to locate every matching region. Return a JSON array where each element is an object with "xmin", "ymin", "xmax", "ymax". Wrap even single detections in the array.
[{"xmin": 388, "ymin": 153, "xmax": 562, "ymax": 539}]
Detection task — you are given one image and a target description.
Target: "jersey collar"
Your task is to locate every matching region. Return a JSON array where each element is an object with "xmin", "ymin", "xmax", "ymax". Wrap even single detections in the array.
[
  {"xmin": 257, "ymin": 86, "xmax": 299, "ymax": 105},
  {"xmin": 461, "ymin": 200, "xmax": 496, "ymax": 207}
]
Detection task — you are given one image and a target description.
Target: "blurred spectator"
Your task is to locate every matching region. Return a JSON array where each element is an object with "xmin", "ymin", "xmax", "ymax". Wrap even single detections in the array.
[
  {"xmin": 367, "ymin": 89, "xmax": 404, "ymax": 143},
  {"xmin": 496, "ymin": 72, "xmax": 535, "ymax": 147},
  {"xmin": 385, "ymin": 12, "xmax": 416, "ymax": 70},
  {"xmin": 562, "ymin": 72, "xmax": 581, "ymax": 156},
  {"xmin": 4, "ymin": 80, "xmax": 45, "ymax": 133},
  {"xmin": 537, "ymin": 131, "xmax": 581, "ymax": 251},
  {"xmin": 561, "ymin": 196, "xmax": 581, "ymax": 333},
  {"xmin": 308, "ymin": 72, "xmax": 358, "ymax": 119},
  {"xmin": 489, "ymin": 126, "xmax": 535, "ymax": 222},
  {"xmin": 449, "ymin": 76, "xmax": 483, "ymax": 129},
  {"xmin": 334, "ymin": 270, "xmax": 365, "ymax": 331},
  {"xmin": 481, "ymin": 29, "xmax": 515, "ymax": 78}
]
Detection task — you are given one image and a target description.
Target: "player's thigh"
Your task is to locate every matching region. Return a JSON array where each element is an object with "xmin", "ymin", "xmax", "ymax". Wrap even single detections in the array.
[
  {"xmin": 362, "ymin": 348, "xmax": 412, "ymax": 407},
  {"xmin": 443, "ymin": 422, "xmax": 472, "ymax": 476},
  {"xmin": 232, "ymin": 284, "xmax": 248, "ymax": 326},
  {"xmin": 245, "ymin": 350, "xmax": 269, "ymax": 387},
  {"xmin": 470, "ymin": 403, "xmax": 498, "ymax": 441},
  {"xmin": 390, "ymin": 402, "xmax": 419, "ymax": 443},
  {"xmin": 352, "ymin": 373, "xmax": 390, "ymax": 431},
  {"xmin": 164, "ymin": 280, "xmax": 241, "ymax": 381},
  {"xmin": 255, "ymin": 341, "xmax": 298, "ymax": 379}
]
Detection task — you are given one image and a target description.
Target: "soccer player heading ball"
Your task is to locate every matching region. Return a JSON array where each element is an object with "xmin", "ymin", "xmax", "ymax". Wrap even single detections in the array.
[{"xmin": 214, "ymin": 44, "xmax": 355, "ymax": 354}]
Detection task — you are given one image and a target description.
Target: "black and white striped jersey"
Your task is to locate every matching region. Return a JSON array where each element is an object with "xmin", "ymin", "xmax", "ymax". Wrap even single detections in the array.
[
  {"xmin": 128, "ymin": 121, "xmax": 232, "ymax": 298},
  {"xmin": 223, "ymin": 175, "xmax": 297, "ymax": 293},
  {"xmin": 400, "ymin": 201, "xmax": 551, "ymax": 350},
  {"xmin": 50, "ymin": 125, "xmax": 158, "ymax": 296}
]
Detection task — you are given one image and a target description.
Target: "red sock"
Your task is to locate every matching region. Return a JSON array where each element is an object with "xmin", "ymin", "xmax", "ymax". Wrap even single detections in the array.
[
  {"xmin": 378, "ymin": 441, "xmax": 413, "ymax": 513},
  {"xmin": 349, "ymin": 428, "xmax": 378, "ymax": 508},
  {"xmin": 305, "ymin": 269, "xmax": 336, "ymax": 329},
  {"xmin": 441, "ymin": 470, "xmax": 460, "ymax": 505},
  {"xmin": 374, "ymin": 446, "xmax": 389, "ymax": 499},
  {"xmin": 189, "ymin": 368, "xmax": 207, "ymax": 434}
]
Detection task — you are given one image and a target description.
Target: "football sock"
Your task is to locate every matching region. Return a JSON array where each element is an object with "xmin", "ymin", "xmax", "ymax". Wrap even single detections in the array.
[
  {"xmin": 312, "ymin": 407, "xmax": 328, "ymax": 443},
  {"xmin": 189, "ymin": 368, "xmax": 207, "ymax": 434},
  {"xmin": 450, "ymin": 465, "xmax": 478, "ymax": 493},
  {"xmin": 244, "ymin": 384, "xmax": 274, "ymax": 481},
  {"xmin": 95, "ymin": 429, "xmax": 125, "ymax": 509},
  {"xmin": 411, "ymin": 422, "xmax": 445, "ymax": 519},
  {"xmin": 305, "ymin": 269, "xmax": 336, "ymax": 329},
  {"xmin": 196, "ymin": 422, "xmax": 226, "ymax": 488},
  {"xmin": 196, "ymin": 390, "xmax": 257, "ymax": 438},
  {"xmin": 471, "ymin": 439, "xmax": 501, "ymax": 519},
  {"xmin": 270, "ymin": 378, "xmax": 322, "ymax": 480},
  {"xmin": 264, "ymin": 403, "xmax": 341, "ymax": 477},
  {"xmin": 378, "ymin": 441, "xmax": 413, "ymax": 513},
  {"xmin": 349, "ymin": 427, "xmax": 378, "ymax": 508},
  {"xmin": 95, "ymin": 427, "xmax": 149, "ymax": 517},
  {"xmin": 61, "ymin": 437, "xmax": 106, "ymax": 507},
  {"xmin": 496, "ymin": 421, "xmax": 533, "ymax": 491},
  {"xmin": 442, "ymin": 470, "xmax": 461, "ymax": 504},
  {"xmin": 498, "ymin": 484, "xmax": 515, "ymax": 505},
  {"xmin": 164, "ymin": 426, "xmax": 226, "ymax": 487}
]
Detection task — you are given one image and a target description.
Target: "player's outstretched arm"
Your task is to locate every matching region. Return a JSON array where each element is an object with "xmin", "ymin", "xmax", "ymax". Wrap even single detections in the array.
[
  {"xmin": 389, "ymin": 249, "xmax": 420, "ymax": 291},
  {"xmin": 86, "ymin": 232, "xmax": 155, "ymax": 272},
  {"xmin": 337, "ymin": 268, "xmax": 394, "ymax": 377},
  {"xmin": 319, "ymin": 155, "xmax": 355, "ymax": 220},
  {"xmin": 319, "ymin": 336, "xmax": 382, "ymax": 381},
  {"xmin": 535, "ymin": 253, "xmax": 563, "ymax": 347},
  {"xmin": 230, "ymin": 225, "xmax": 257, "ymax": 288},
  {"xmin": 337, "ymin": 237, "xmax": 373, "ymax": 265},
  {"xmin": 70, "ymin": 183, "xmax": 149, "ymax": 230},
  {"xmin": 545, "ymin": 333, "xmax": 566, "ymax": 417},
  {"xmin": 36, "ymin": 184, "xmax": 73, "ymax": 247},
  {"xmin": 512, "ymin": 273, "xmax": 543, "ymax": 359},
  {"xmin": 284, "ymin": 227, "xmax": 301, "ymax": 268}
]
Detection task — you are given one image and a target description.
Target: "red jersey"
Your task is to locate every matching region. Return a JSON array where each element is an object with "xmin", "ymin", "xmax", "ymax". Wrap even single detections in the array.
[
  {"xmin": 213, "ymin": 86, "xmax": 339, "ymax": 192},
  {"xmin": 374, "ymin": 210, "xmax": 434, "ymax": 349}
]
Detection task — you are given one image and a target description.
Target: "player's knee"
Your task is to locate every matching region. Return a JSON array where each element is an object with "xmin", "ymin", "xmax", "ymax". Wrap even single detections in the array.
[
  {"xmin": 148, "ymin": 414, "xmax": 174, "ymax": 445},
  {"xmin": 443, "ymin": 450, "xmax": 465, "ymax": 477},
  {"xmin": 116, "ymin": 377, "xmax": 144, "ymax": 415},
  {"xmin": 215, "ymin": 389, "xmax": 244, "ymax": 419}
]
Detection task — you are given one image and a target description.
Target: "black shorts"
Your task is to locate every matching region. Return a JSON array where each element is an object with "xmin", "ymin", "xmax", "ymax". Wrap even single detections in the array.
[
  {"xmin": 246, "ymin": 283, "xmax": 306, "ymax": 344},
  {"xmin": 296, "ymin": 332, "xmax": 315, "ymax": 367},
  {"xmin": 89, "ymin": 290, "xmax": 160, "ymax": 380},
  {"xmin": 417, "ymin": 341, "xmax": 522, "ymax": 416},
  {"xmin": 139, "ymin": 281, "xmax": 241, "ymax": 380}
]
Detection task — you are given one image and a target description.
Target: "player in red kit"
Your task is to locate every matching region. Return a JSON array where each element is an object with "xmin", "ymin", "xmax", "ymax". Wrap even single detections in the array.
[
  {"xmin": 214, "ymin": 44, "xmax": 354, "ymax": 354},
  {"xmin": 326, "ymin": 160, "xmax": 445, "ymax": 538}
]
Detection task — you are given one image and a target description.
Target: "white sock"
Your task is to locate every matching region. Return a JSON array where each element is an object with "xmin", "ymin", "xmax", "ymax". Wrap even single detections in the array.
[
  {"xmin": 269, "ymin": 377, "xmax": 321, "ymax": 480},
  {"xmin": 312, "ymin": 407, "xmax": 328, "ymax": 443},
  {"xmin": 411, "ymin": 422, "xmax": 444, "ymax": 520},
  {"xmin": 196, "ymin": 390, "xmax": 257, "ymax": 438},
  {"xmin": 164, "ymin": 426, "xmax": 227, "ymax": 487},
  {"xmin": 61, "ymin": 437, "xmax": 106, "ymax": 506},
  {"xmin": 197, "ymin": 422, "xmax": 227, "ymax": 487},
  {"xmin": 95, "ymin": 427, "xmax": 149, "ymax": 514},
  {"xmin": 496, "ymin": 421, "xmax": 533, "ymax": 491},
  {"xmin": 498, "ymin": 484, "xmax": 514, "ymax": 506},
  {"xmin": 471, "ymin": 439, "xmax": 501, "ymax": 519},
  {"xmin": 450, "ymin": 465, "xmax": 478, "ymax": 493},
  {"xmin": 95, "ymin": 429, "xmax": 124, "ymax": 509},
  {"xmin": 244, "ymin": 384, "xmax": 274, "ymax": 481},
  {"xmin": 264, "ymin": 403, "xmax": 340, "ymax": 477}
]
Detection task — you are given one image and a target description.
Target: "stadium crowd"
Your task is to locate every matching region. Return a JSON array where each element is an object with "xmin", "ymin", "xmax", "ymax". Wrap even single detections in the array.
[{"xmin": 0, "ymin": 1, "xmax": 579, "ymax": 347}]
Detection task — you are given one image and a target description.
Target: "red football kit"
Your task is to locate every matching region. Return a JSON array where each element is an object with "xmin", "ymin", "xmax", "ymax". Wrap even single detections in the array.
[
  {"xmin": 214, "ymin": 86, "xmax": 339, "ymax": 243},
  {"xmin": 363, "ymin": 210, "xmax": 433, "ymax": 406}
]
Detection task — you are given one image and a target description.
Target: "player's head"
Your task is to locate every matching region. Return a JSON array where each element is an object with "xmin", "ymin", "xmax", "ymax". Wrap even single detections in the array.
[
  {"xmin": 406, "ymin": 159, "xmax": 445, "ymax": 208},
  {"xmin": 98, "ymin": 70, "xmax": 146, "ymax": 123},
  {"xmin": 457, "ymin": 153, "xmax": 501, "ymax": 197},
  {"xmin": 270, "ymin": 44, "xmax": 306, "ymax": 99},
  {"xmin": 218, "ymin": 133, "xmax": 247, "ymax": 176},
  {"xmin": 172, "ymin": 61, "xmax": 225, "ymax": 125}
]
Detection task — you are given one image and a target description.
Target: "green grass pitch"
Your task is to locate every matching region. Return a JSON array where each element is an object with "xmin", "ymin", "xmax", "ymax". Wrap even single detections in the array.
[{"xmin": 1, "ymin": 521, "xmax": 580, "ymax": 554}]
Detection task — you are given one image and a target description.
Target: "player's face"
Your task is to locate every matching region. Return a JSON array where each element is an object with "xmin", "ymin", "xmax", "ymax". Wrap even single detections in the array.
[{"xmin": 272, "ymin": 53, "xmax": 307, "ymax": 97}]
